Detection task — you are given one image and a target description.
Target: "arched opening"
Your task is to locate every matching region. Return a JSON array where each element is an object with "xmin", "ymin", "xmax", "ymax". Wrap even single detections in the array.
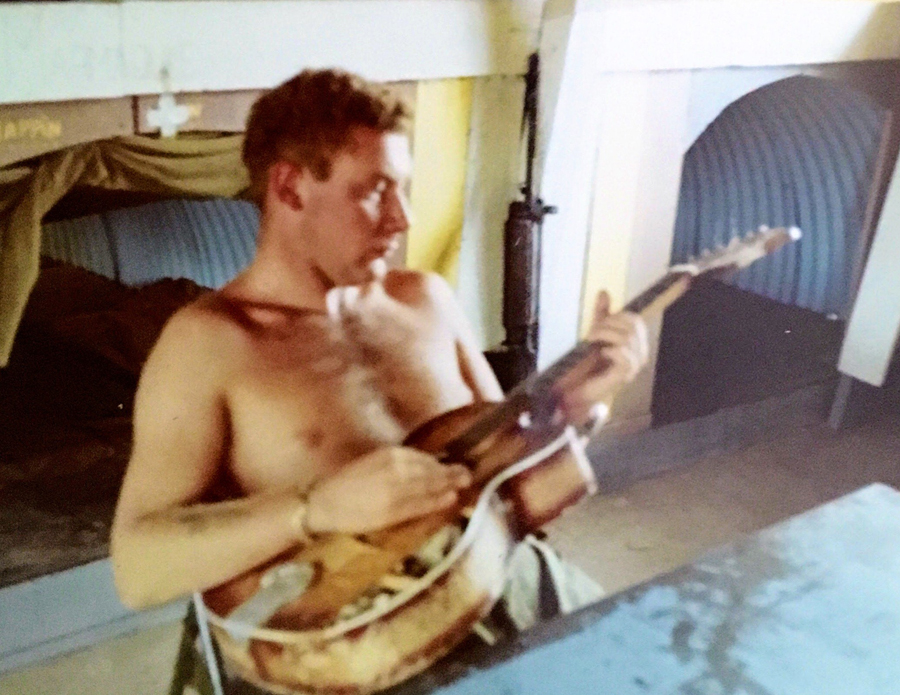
[
  {"xmin": 0, "ymin": 134, "xmax": 252, "ymax": 586},
  {"xmin": 652, "ymin": 74, "xmax": 890, "ymax": 426}
]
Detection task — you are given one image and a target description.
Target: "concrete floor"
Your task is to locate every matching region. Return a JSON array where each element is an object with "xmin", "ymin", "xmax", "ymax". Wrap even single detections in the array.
[
  {"xmin": 2, "ymin": 417, "xmax": 898, "ymax": 695},
  {"xmin": 549, "ymin": 418, "xmax": 900, "ymax": 594}
]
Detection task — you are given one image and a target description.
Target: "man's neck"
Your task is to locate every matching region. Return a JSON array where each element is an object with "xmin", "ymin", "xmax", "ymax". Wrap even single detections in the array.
[{"xmin": 226, "ymin": 217, "xmax": 331, "ymax": 313}]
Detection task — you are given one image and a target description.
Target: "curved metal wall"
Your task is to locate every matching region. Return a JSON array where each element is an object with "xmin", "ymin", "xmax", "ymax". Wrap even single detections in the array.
[
  {"xmin": 40, "ymin": 214, "xmax": 117, "ymax": 279},
  {"xmin": 672, "ymin": 75, "xmax": 887, "ymax": 317},
  {"xmin": 42, "ymin": 197, "xmax": 259, "ymax": 288}
]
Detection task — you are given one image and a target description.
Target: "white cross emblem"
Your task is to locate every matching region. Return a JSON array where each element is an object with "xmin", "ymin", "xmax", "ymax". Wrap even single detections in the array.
[{"xmin": 147, "ymin": 93, "xmax": 191, "ymax": 137}]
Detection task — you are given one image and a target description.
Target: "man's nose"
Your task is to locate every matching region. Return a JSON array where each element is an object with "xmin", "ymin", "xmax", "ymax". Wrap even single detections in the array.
[{"xmin": 380, "ymin": 188, "xmax": 412, "ymax": 236}]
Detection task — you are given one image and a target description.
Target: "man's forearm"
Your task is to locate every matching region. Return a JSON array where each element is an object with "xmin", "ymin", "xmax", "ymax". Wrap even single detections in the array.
[{"xmin": 110, "ymin": 490, "xmax": 305, "ymax": 609}]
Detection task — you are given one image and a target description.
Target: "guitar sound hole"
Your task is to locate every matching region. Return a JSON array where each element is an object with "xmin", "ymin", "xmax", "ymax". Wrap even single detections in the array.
[
  {"xmin": 402, "ymin": 556, "xmax": 431, "ymax": 579},
  {"xmin": 336, "ymin": 521, "xmax": 464, "ymax": 622}
]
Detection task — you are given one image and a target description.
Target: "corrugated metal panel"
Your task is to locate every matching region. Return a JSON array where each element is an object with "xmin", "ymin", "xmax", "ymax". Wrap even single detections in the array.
[
  {"xmin": 672, "ymin": 75, "xmax": 887, "ymax": 317},
  {"xmin": 110, "ymin": 198, "xmax": 258, "ymax": 288},
  {"xmin": 41, "ymin": 198, "xmax": 258, "ymax": 288},
  {"xmin": 41, "ymin": 215, "xmax": 117, "ymax": 279}
]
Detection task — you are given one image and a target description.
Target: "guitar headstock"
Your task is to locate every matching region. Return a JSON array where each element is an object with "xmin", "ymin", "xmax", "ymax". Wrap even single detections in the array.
[{"xmin": 673, "ymin": 226, "xmax": 802, "ymax": 278}]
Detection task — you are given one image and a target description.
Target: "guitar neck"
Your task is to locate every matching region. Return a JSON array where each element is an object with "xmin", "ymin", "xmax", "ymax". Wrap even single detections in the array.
[
  {"xmin": 527, "ymin": 270, "xmax": 696, "ymax": 387},
  {"xmin": 442, "ymin": 270, "xmax": 697, "ymax": 461}
]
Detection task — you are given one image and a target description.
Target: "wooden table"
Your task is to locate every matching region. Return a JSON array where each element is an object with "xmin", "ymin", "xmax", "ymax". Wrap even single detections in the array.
[{"xmin": 390, "ymin": 483, "xmax": 900, "ymax": 695}]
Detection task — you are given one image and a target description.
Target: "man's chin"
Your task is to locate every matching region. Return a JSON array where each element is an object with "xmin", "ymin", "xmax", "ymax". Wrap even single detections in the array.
[{"xmin": 339, "ymin": 258, "xmax": 388, "ymax": 287}]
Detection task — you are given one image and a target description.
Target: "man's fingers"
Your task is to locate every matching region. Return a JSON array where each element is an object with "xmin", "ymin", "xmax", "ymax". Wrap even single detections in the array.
[
  {"xmin": 315, "ymin": 447, "xmax": 474, "ymax": 533},
  {"xmin": 591, "ymin": 291, "xmax": 611, "ymax": 329},
  {"xmin": 588, "ymin": 314, "xmax": 649, "ymax": 371},
  {"xmin": 572, "ymin": 374, "xmax": 616, "ymax": 409},
  {"xmin": 410, "ymin": 466, "xmax": 471, "ymax": 497},
  {"xmin": 384, "ymin": 455, "xmax": 471, "ymax": 502},
  {"xmin": 444, "ymin": 464, "xmax": 473, "ymax": 488},
  {"xmin": 392, "ymin": 489, "xmax": 459, "ymax": 523},
  {"xmin": 399, "ymin": 451, "xmax": 471, "ymax": 483},
  {"xmin": 590, "ymin": 327, "xmax": 632, "ymax": 347},
  {"xmin": 627, "ymin": 314, "xmax": 650, "ymax": 364},
  {"xmin": 385, "ymin": 447, "xmax": 418, "ymax": 479},
  {"xmin": 587, "ymin": 312, "xmax": 641, "ymax": 342},
  {"xmin": 600, "ymin": 345, "xmax": 641, "ymax": 381},
  {"xmin": 387, "ymin": 448, "xmax": 465, "ymax": 480}
]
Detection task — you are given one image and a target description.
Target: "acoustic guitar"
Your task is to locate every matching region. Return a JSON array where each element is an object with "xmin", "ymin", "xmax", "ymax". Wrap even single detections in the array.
[{"xmin": 199, "ymin": 226, "xmax": 801, "ymax": 694}]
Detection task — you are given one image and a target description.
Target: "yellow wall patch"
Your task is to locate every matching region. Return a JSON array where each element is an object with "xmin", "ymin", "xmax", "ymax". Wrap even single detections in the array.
[{"xmin": 405, "ymin": 78, "xmax": 474, "ymax": 287}]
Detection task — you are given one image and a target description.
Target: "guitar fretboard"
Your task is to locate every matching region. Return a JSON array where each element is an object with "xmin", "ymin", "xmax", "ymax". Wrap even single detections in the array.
[{"xmin": 442, "ymin": 270, "xmax": 694, "ymax": 460}]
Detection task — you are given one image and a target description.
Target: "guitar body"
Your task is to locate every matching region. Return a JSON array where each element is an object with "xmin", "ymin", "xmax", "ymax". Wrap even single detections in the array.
[
  {"xmin": 201, "ymin": 404, "xmax": 596, "ymax": 694},
  {"xmin": 205, "ymin": 489, "xmax": 516, "ymax": 695}
]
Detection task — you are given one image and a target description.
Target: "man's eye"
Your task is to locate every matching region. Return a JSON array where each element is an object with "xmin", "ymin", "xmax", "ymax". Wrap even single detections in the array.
[{"xmin": 365, "ymin": 182, "xmax": 388, "ymax": 201}]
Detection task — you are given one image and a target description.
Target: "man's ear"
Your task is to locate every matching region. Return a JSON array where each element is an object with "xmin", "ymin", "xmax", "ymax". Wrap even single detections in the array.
[{"xmin": 268, "ymin": 161, "xmax": 304, "ymax": 211}]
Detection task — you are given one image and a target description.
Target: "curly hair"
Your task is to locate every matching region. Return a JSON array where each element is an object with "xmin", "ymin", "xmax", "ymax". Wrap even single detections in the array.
[{"xmin": 242, "ymin": 69, "xmax": 410, "ymax": 204}]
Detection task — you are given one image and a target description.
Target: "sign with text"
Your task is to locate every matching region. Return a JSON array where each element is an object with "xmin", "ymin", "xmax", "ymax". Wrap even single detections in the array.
[{"xmin": 0, "ymin": 99, "xmax": 131, "ymax": 168}]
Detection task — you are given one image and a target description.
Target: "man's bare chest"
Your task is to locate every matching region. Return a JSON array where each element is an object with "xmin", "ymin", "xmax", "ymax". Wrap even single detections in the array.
[{"xmin": 222, "ymin": 300, "xmax": 473, "ymax": 493}]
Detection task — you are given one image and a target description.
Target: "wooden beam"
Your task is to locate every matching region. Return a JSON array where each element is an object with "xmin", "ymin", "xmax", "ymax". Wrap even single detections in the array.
[
  {"xmin": 134, "ymin": 91, "xmax": 261, "ymax": 135},
  {"xmin": 134, "ymin": 81, "xmax": 417, "ymax": 137},
  {"xmin": 0, "ymin": 99, "xmax": 132, "ymax": 168}
]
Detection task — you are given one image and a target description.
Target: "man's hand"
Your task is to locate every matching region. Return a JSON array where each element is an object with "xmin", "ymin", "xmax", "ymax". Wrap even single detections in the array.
[
  {"xmin": 560, "ymin": 291, "xmax": 649, "ymax": 425},
  {"xmin": 305, "ymin": 447, "xmax": 472, "ymax": 534}
]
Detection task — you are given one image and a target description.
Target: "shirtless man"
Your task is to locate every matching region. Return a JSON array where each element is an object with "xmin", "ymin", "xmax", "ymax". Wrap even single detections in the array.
[{"xmin": 110, "ymin": 69, "xmax": 647, "ymax": 614}]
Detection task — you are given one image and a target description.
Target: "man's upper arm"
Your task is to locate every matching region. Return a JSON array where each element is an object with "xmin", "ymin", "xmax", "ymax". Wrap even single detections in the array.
[
  {"xmin": 425, "ymin": 273, "xmax": 504, "ymax": 402},
  {"xmin": 114, "ymin": 308, "xmax": 231, "ymax": 525}
]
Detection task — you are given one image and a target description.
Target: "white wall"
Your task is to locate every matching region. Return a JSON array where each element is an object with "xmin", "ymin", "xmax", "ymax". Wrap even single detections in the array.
[
  {"xmin": 587, "ymin": 0, "xmax": 900, "ymax": 73},
  {"xmin": 839, "ymin": 155, "xmax": 900, "ymax": 386},
  {"xmin": 457, "ymin": 76, "xmax": 526, "ymax": 349},
  {"xmin": 579, "ymin": 71, "xmax": 692, "ymax": 430},
  {"xmin": 534, "ymin": 0, "xmax": 605, "ymax": 368},
  {"xmin": 0, "ymin": 0, "xmax": 544, "ymax": 105},
  {"xmin": 686, "ymin": 67, "xmax": 798, "ymax": 148}
]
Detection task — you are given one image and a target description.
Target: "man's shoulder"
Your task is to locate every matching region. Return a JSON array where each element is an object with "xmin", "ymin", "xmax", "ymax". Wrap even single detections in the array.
[
  {"xmin": 134, "ymin": 293, "xmax": 247, "ymax": 402},
  {"xmin": 150, "ymin": 293, "xmax": 249, "ymax": 365},
  {"xmin": 382, "ymin": 269, "xmax": 455, "ymax": 312}
]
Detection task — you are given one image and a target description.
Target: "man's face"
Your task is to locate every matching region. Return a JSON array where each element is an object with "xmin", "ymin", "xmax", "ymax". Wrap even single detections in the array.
[{"xmin": 299, "ymin": 127, "xmax": 412, "ymax": 287}]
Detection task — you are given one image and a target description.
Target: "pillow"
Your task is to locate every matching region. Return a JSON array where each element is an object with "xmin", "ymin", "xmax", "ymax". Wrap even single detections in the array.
[{"xmin": 0, "ymin": 260, "xmax": 209, "ymax": 421}]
